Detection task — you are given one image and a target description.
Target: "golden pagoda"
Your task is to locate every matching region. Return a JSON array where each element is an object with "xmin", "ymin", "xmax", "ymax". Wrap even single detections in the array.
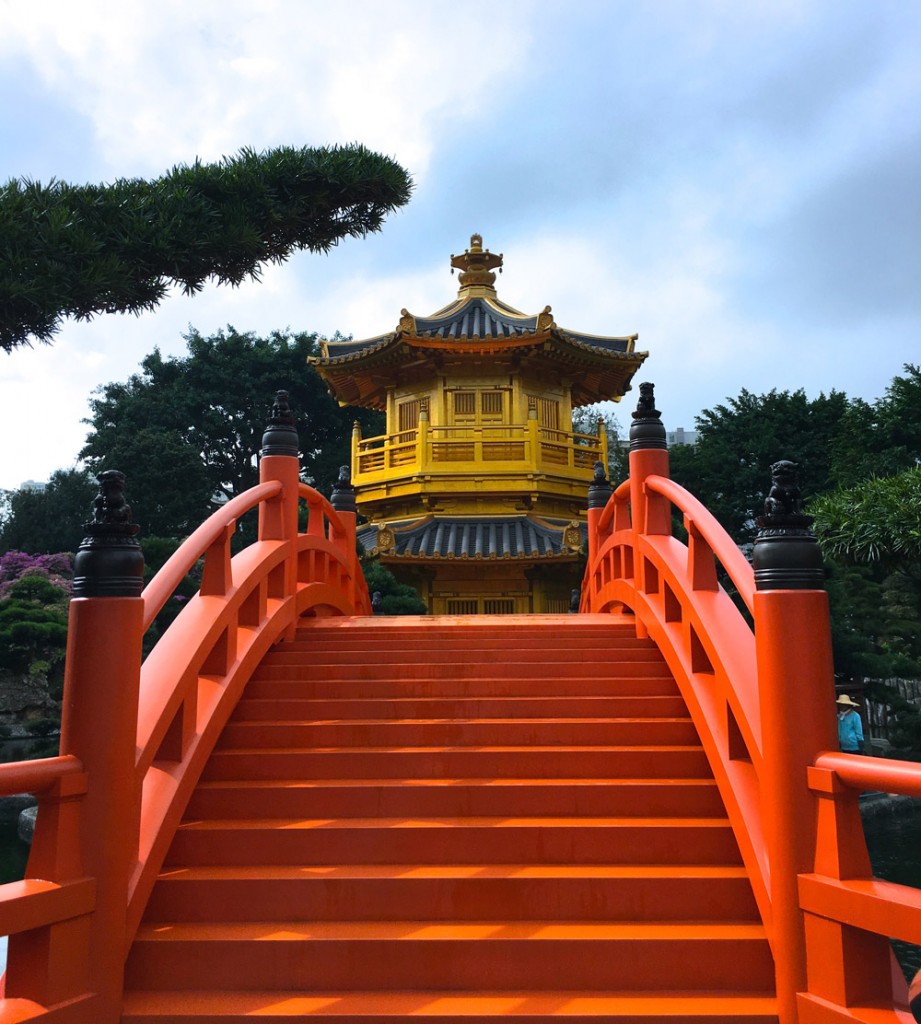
[{"xmin": 311, "ymin": 235, "xmax": 648, "ymax": 614}]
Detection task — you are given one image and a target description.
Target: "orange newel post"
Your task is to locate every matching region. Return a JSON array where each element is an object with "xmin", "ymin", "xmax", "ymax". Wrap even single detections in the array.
[
  {"xmin": 586, "ymin": 461, "xmax": 613, "ymax": 576},
  {"xmin": 34, "ymin": 471, "xmax": 144, "ymax": 1019},
  {"xmin": 258, "ymin": 391, "xmax": 301, "ymax": 632},
  {"xmin": 330, "ymin": 465, "xmax": 359, "ymax": 608},
  {"xmin": 627, "ymin": 383, "xmax": 670, "ymax": 637},
  {"xmin": 752, "ymin": 461, "xmax": 838, "ymax": 1024}
]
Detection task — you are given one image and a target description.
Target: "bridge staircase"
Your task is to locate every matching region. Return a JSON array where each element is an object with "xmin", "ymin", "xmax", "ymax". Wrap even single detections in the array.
[
  {"xmin": 121, "ymin": 615, "xmax": 777, "ymax": 1022},
  {"xmin": 3, "ymin": 387, "xmax": 920, "ymax": 1023}
]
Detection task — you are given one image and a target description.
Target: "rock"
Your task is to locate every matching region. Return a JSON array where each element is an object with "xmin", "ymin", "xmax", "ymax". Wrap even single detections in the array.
[
  {"xmin": 0, "ymin": 793, "xmax": 37, "ymax": 824},
  {"xmin": 17, "ymin": 805, "xmax": 37, "ymax": 845}
]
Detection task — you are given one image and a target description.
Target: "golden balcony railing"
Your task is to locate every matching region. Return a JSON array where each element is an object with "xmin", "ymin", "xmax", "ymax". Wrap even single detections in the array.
[{"xmin": 352, "ymin": 421, "xmax": 607, "ymax": 482}]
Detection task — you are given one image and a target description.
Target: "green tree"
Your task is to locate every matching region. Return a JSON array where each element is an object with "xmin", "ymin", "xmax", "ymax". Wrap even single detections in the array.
[
  {"xmin": 830, "ymin": 364, "xmax": 921, "ymax": 488},
  {"xmin": 812, "ymin": 468, "xmax": 921, "ymax": 679},
  {"xmin": 811, "ymin": 467, "xmax": 921, "ymax": 574},
  {"xmin": 80, "ymin": 326, "xmax": 383, "ymax": 538},
  {"xmin": 1, "ymin": 144, "xmax": 413, "ymax": 351},
  {"xmin": 0, "ymin": 469, "xmax": 97, "ymax": 554},
  {"xmin": 0, "ymin": 573, "xmax": 69, "ymax": 677},
  {"xmin": 668, "ymin": 388, "xmax": 854, "ymax": 546},
  {"xmin": 361, "ymin": 557, "xmax": 427, "ymax": 615}
]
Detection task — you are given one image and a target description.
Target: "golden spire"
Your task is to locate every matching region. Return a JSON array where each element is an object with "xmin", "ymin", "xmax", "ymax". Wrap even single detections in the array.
[{"xmin": 450, "ymin": 233, "xmax": 503, "ymax": 297}]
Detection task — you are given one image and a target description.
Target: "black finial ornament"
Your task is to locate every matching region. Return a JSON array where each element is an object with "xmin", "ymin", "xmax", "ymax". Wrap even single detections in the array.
[
  {"xmin": 330, "ymin": 464, "xmax": 357, "ymax": 515},
  {"xmin": 371, "ymin": 591, "xmax": 384, "ymax": 615},
  {"xmin": 751, "ymin": 460, "xmax": 825, "ymax": 591},
  {"xmin": 587, "ymin": 461, "xmax": 613, "ymax": 510},
  {"xmin": 629, "ymin": 381, "xmax": 667, "ymax": 450},
  {"xmin": 569, "ymin": 587, "xmax": 581, "ymax": 614},
  {"xmin": 72, "ymin": 470, "xmax": 144, "ymax": 597},
  {"xmin": 261, "ymin": 389, "xmax": 299, "ymax": 457}
]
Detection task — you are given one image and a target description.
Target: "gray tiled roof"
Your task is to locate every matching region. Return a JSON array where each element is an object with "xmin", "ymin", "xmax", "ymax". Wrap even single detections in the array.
[
  {"xmin": 413, "ymin": 298, "xmax": 537, "ymax": 339},
  {"xmin": 316, "ymin": 296, "xmax": 636, "ymax": 365},
  {"xmin": 558, "ymin": 330, "xmax": 634, "ymax": 354},
  {"xmin": 358, "ymin": 516, "xmax": 585, "ymax": 560}
]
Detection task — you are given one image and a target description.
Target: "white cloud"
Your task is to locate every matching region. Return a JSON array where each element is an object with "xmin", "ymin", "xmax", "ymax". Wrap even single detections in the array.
[
  {"xmin": 1, "ymin": 1, "xmax": 918, "ymax": 489},
  {"xmin": 0, "ymin": 1, "xmax": 533, "ymax": 177}
]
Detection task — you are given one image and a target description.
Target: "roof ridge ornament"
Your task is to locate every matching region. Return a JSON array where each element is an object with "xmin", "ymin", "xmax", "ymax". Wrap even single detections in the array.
[
  {"xmin": 398, "ymin": 308, "xmax": 416, "ymax": 334},
  {"xmin": 450, "ymin": 233, "xmax": 503, "ymax": 296}
]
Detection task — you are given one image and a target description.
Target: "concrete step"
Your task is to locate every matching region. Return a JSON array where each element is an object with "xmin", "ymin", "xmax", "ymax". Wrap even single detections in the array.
[
  {"xmin": 144, "ymin": 862, "xmax": 759, "ymax": 923},
  {"xmin": 201, "ymin": 745, "xmax": 713, "ymax": 782},
  {"xmin": 165, "ymin": 815, "xmax": 743, "ymax": 867},
  {"xmin": 186, "ymin": 777, "xmax": 726, "ymax": 820},
  {"xmin": 126, "ymin": 919, "xmax": 774, "ymax": 992},
  {"xmin": 121, "ymin": 988, "xmax": 778, "ymax": 1023},
  {"xmin": 216, "ymin": 717, "xmax": 700, "ymax": 749}
]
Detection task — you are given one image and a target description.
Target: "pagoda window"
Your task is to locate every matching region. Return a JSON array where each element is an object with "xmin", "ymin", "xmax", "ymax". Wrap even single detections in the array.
[
  {"xmin": 480, "ymin": 391, "xmax": 505, "ymax": 422},
  {"xmin": 398, "ymin": 399, "xmax": 421, "ymax": 433},
  {"xmin": 532, "ymin": 396, "xmax": 560, "ymax": 431},
  {"xmin": 449, "ymin": 389, "xmax": 507, "ymax": 425},
  {"xmin": 453, "ymin": 391, "xmax": 477, "ymax": 420}
]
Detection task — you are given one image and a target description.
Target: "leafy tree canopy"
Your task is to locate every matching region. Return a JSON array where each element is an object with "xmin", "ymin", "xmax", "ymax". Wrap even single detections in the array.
[
  {"xmin": 669, "ymin": 387, "xmax": 853, "ymax": 545},
  {"xmin": 0, "ymin": 470, "xmax": 97, "ymax": 555},
  {"xmin": 1, "ymin": 144, "xmax": 413, "ymax": 351},
  {"xmin": 663, "ymin": 366, "xmax": 921, "ymax": 684},
  {"xmin": 811, "ymin": 467, "xmax": 921, "ymax": 573},
  {"xmin": 0, "ymin": 562, "xmax": 71, "ymax": 677},
  {"xmin": 80, "ymin": 326, "xmax": 383, "ymax": 538},
  {"xmin": 361, "ymin": 557, "xmax": 427, "ymax": 616},
  {"xmin": 830, "ymin": 364, "xmax": 921, "ymax": 488}
]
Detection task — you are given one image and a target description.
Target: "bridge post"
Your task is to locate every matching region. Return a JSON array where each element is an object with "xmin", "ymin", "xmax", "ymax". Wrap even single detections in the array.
[
  {"xmin": 330, "ymin": 465, "xmax": 359, "ymax": 609},
  {"xmin": 11, "ymin": 472, "xmax": 146, "ymax": 1019},
  {"xmin": 586, "ymin": 460, "xmax": 613, "ymax": 571},
  {"xmin": 752, "ymin": 460, "xmax": 838, "ymax": 1023},
  {"xmin": 628, "ymin": 382, "xmax": 670, "ymax": 638},
  {"xmin": 259, "ymin": 390, "xmax": 301, "ymax": 636}
]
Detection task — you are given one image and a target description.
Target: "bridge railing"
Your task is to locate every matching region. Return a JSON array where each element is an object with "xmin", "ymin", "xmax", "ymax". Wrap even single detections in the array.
[
  {"xmin": 0, "ymin": 391, "xmax": 370, "ymax": 1023},
  {"xmin": 582, "ymin": 383, "xmax": 921, "ymax": 1024}
]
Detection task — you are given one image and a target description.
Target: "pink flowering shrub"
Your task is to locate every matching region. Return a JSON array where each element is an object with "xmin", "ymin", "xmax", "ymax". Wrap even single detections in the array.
[{"xmin": 0, "ymin": 551, "xmax": 74, "ymax": 601}]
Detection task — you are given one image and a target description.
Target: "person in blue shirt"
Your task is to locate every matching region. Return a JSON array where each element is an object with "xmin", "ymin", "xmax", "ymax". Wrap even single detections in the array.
[{"xmin": 836, "ymin": 694, "xmax": 864, "ymax": 753}]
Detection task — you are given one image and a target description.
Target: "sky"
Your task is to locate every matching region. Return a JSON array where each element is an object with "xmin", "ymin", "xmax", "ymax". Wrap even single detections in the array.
[{"xmin": 0, "ymin": 0, "xmax": 919, "ymax": 492}]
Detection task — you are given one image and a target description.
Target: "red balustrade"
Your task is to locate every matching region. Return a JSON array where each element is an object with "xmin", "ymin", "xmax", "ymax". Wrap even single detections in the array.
[
  {"xmin": 582, "ymin": 441, "xmax": 921, "ymax": 1023},
  {"xmin": 0, "ymin": 451, "xmax": 369, "ymax": 1023}
]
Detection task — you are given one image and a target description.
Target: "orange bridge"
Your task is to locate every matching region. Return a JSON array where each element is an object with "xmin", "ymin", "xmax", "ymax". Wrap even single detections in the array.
[{"xmin": 1, "ymin": 391, "xmax": 919, "ymax": 1023}]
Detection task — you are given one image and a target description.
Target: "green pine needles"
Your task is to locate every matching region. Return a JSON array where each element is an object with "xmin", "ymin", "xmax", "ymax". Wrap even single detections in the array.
[{"xmin": 0, "ymin": 144, "xmax": 413, "ymax": 351}]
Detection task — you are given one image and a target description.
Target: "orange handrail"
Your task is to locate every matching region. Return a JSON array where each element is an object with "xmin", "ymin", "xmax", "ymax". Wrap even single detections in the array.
[
  {"xmin": 0, "ymin": 755, "xmax": 83, "ymax": 798},
  {"xmin": 140, "ymin": 481, "xmax": 282, "ymax": 630},
  {"xmin": 0, "ymin": 447, "xmax": 370, "ymax": 1023},
  {"xmin": 582, "ymin": 438, "xmax": 921, "ymax": 1023},
  {"xmin": 646, "ymin": 475, "xmax": 755, "ymax": 614},
  {"xmin": 583, "ymin": 462, "xmax": 770, "ymax": 928},
  {"xmin": 814, "ymin": 750, "xmax": 921, "ymax": 797}
]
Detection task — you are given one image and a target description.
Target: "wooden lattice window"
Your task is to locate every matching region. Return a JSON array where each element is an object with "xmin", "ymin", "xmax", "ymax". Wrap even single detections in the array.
[
  {"xmin": 483, "ymin": 599, "xmax": 515, "ymax": 615},
  {"xmin": 536, "ymin": 397, "xmax": 560, "ymax": 430},
  {"xmin": 447, "ymin": 599, "xmax": 478, "ymax": 615},
  {"xmin": 481, "ymin": 391, "xmax": 504, "ymax": 419},
  {"xmin": 453, "ymin": 392, "xmax": 476, "ymax": 418},
  {"xmin": 398, "ymin": 399, "xmax": 420, "ymax": 432}
]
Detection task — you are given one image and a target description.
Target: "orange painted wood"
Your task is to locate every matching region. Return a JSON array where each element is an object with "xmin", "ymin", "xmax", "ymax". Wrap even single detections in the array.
[
  {"xmin": 123, "ymin": 616, "xmax": 777, "ymax": 1021},
  {"xmin": 0, "ymin": 879, "xmax": 94, "ymax": 937}
]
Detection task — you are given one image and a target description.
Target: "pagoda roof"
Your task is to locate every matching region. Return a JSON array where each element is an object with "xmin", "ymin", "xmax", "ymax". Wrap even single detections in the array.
[
  {"xmin": 311, "ymin": 234, "xmax": 647, "ymax": 407},
  {"xmin": 316, "ymin": 295, "xmax": 636, "ymax": 358},
  {"xmin": 358, "ymin": 514, "xmax": 585, "ymax": 561}
]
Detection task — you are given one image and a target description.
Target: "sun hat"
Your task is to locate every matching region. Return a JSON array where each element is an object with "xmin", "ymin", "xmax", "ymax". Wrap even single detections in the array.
[{"xmin": 836, "ymin": 694, "xmax": 861, "ymax": 708}]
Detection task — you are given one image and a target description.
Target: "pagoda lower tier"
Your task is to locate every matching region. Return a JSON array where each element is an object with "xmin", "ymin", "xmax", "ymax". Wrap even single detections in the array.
[{"xmin": 358, "ymin": 514, "xmax": 585, "ymax": 615}]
